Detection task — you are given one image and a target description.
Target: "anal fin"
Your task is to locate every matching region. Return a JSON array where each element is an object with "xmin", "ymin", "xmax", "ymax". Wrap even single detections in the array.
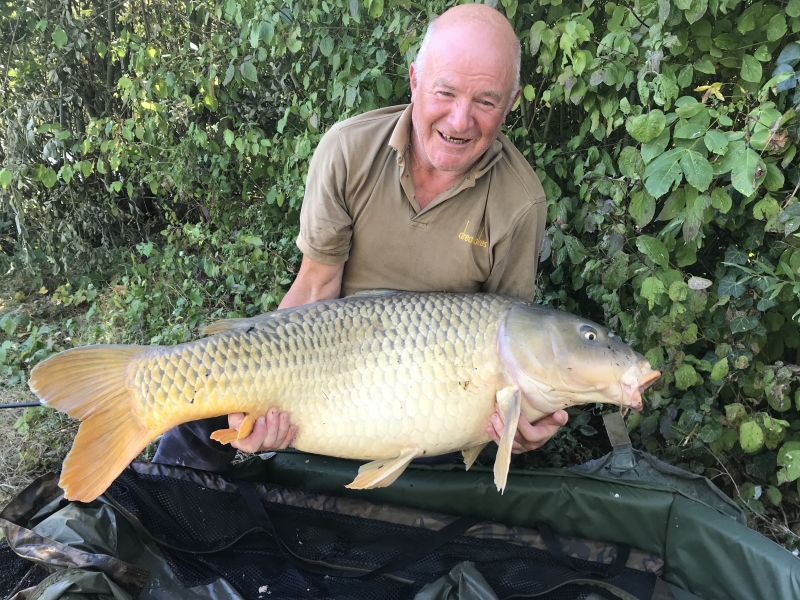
[
  {"xmin": 345, "ymin": 448, "xmax": 421, "ymax": 489},
  {"xmin": 493, "ymin": 387, "xmax": 521, "ymax": 494},
  {"xmin": 210, "ymin": 413, "xmax": 260, "ymax": 445},
  {"xmin": 462, "ymin": 443, "xmax": 488, "ymax": 471}
]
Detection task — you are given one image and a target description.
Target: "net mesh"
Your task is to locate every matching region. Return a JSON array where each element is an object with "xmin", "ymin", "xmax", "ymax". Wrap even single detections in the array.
[{"xmin": 0, "ymin": 541, "xmax": 49, "ymax": 599}]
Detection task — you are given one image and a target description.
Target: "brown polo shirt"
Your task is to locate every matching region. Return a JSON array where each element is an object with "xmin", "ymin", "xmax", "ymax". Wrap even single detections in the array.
[{"xmin": 296, "ymin": 104, "xmax": 547, "ymax": 302}]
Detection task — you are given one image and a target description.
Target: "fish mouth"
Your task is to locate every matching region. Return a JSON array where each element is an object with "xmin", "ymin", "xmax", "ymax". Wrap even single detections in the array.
[{"xmin": 620, "ymin": 361, "xmax": 661, "ymax": 411}]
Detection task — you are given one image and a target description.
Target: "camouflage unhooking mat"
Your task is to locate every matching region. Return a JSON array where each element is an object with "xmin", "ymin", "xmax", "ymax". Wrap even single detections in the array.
[{"xmin": 1, "ymin": 447, "xmax": 799, "ymax": 600}]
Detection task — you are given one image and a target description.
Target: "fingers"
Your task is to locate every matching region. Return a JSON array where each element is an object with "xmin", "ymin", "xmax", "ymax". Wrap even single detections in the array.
[
  {"xmin": 230, "ymin": 407, "xmax": 296, "ymax": 453},
  {"xmin": 486, "ymin": 408, "xmax": 569, "ymax": 454}
]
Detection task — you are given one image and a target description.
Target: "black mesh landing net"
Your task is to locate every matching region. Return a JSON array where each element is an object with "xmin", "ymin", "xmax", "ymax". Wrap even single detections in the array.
[
  {"xmin": 0, "ymin": 541, "xmax": 49, "ymax": 598},
  {"xmin": 100, "ymin": 469, "xmax": 656, "ymax": 600}
]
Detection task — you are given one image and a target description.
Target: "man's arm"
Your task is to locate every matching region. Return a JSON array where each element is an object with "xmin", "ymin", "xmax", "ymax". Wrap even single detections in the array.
[
  {"xmin": 278, "ymin": 256, "xmax": 344, "ymax": 309},
  {"xmin": 228, "ymin": 256, "xmax": 344, "ymax": 453}
]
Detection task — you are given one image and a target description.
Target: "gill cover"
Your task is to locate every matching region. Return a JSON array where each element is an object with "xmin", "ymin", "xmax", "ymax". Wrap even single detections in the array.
[{"xmin": 498, "ymin": 305, "xmax": 659, "ymax": 414}]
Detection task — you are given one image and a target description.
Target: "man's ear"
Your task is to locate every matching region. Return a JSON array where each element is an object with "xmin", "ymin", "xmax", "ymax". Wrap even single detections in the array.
[
  {"xmin": 409, "ymin": 62, "xmax": 419, "ymax": 100},
  {"xmin": 505, "ymin": 86, "xmax": 522, "ymax": 117}
]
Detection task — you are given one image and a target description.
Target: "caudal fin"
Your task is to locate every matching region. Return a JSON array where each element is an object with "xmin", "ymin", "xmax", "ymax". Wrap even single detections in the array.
[{"xmin": 28, "ymin": 345, "xmax": 155, "ymax": 502}]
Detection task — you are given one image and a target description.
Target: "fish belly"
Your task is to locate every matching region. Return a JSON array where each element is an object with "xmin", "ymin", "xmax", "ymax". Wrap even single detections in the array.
[{"xmin": 129, "ymin": 293, "xmax": 518, "ymax": 459}]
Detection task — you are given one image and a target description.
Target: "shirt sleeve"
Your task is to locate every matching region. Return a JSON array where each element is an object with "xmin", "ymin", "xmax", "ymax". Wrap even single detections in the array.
[
  {"xmin": 296, "ymin": 127, "xmax": 353, "ymax": 265},
  {"xmin": 480, "ymin": 198, "xmax": 547, "ymax": 303}
]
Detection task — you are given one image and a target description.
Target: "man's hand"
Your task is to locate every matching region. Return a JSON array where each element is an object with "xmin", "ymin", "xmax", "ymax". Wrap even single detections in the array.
[
  {"xmin": 228, "ymin": 407, "xmax": 297, "ymax": 453},
  {"xmin": 486, "ymin": 407, "xmax": 568, "ymax": 454}
]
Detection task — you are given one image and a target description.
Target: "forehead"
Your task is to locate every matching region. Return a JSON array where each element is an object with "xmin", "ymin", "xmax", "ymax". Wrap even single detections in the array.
[{"xmin": 422, "ymin": 23, "xmax": 515, "ymax": 87}]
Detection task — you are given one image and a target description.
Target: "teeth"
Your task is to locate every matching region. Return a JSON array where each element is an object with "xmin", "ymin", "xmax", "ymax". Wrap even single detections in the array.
[{"xmin": 441, "ymin": 133, "xmax": 468, "ymax": 144}]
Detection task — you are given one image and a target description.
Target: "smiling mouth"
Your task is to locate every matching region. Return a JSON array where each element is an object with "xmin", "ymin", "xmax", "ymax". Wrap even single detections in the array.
[{"xmin": 440, "ymin": 132, "xmax": 469, "ymax": 145}]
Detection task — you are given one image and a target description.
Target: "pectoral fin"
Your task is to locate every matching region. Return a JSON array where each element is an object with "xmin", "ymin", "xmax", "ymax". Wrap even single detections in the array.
[
  {"xmin": 493, "ymin": 388, "xmax": 521, "ymax": 494},
  {"xmin": 210, "ymin": 413, "xmax": 260, "ymax": 445},
  {"xmin": 462, "ymin": 443, "xmax": 488, "ymax": 471},
  {"xmin": 345, "ymin": 448, "xmax": 421, "ymax": 489}
]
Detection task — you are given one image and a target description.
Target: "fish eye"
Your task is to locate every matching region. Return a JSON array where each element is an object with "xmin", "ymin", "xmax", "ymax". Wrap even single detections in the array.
[{"xmin": 580, "ymin": 325, "xmax": 598, "ymax": 341}]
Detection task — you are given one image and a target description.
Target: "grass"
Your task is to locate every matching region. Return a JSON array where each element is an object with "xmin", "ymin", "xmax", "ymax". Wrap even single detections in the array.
[{"xmin": 0, "ymin": 386, "xmax": 78, "ymax": 509}]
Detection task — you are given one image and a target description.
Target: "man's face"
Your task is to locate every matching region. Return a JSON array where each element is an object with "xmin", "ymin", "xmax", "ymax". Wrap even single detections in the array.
[{"xmin": 409, "ymin": 23, "xmax": 518, "ymax": 176}]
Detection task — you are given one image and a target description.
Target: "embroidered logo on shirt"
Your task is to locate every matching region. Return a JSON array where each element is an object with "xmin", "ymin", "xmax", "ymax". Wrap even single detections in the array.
[{"xmin": 458, "ymin": 221, "xmax": 487, "ymax": 248}]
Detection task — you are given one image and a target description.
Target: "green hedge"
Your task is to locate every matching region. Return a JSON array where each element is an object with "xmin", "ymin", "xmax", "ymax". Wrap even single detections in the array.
[{"xmin": 1, "ymin": 0, "xmax": 799, "ymax": 540}]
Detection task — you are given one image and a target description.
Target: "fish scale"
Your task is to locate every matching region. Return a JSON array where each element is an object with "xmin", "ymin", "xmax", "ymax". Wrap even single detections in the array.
[
  {"xmin": 130, "ymin": 293, "xmax": 514, "ymax": 459},
  {"xmin": 29, "ymin": 291, "xmax": 661, "ymax": 501}
]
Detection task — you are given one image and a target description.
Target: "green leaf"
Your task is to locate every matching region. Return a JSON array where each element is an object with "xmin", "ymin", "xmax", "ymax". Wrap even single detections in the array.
[
  {"xmin": 753, "ymin": 195, "xmax": 780, "ymax": 221},
  {"xmin": 685, "ymin": 0, "xmax": 708, "ymax": 24},
  {"xmin": 778, "ymin": 441, "xmax": 800, "ymax": 482},
  {"xmin": 126, "ymin": 181, "xmax": 134, "ymax": 198},
  {"xmin": 250, "ymin": 25, "xmax": 260, "ymax": 48},
  {"xmin": 626, "ymin": 110, "xmax": 666, "ymax": 143},
  {"xmin": 694, "ymin": 57, "xmax": 715, "ymax": 74},
  {"xmin": 223, "ymin": 63, "xmax": 235, "ymax": 87},
  {"xmin": 320, "ymin": 36, "xmax": 334, "ymax": 57},
  {"xmin": 641, "ymin": 129, "xmax": 671, "ymax": 164},
  {"xmin": 766, "ymin": 486, "xmax": 782, "ymax": 506},
  {"xmin": 644, "ymin": 148, "xmax": 685, "ymax": 198},
  {"xmin": 740, "ymin": 55, "xmax": 762, "ymax": 83},
  {"xmin": 674, "ymin": 120, "xmax": 706, "ymax": 140},
  {"xmin": 260, "ymin": 21, "xmax": 275, "ymax": 43},
  {"xmin": 376, "ymin": 76, "xmax": 392, "ymax": 99},
  {"xmin": 730, "ymin": 314, "xmax": 759, "ymax": 333},
  {"xmin": 80, "ymin": 161, "xmax": 93, "ymax": 177},
  {"xmin": 636, "ymin": 235, "xmax": 670, "ymax": 268},
  {"xmin": 703, "ymin": 130, "xmax": 728, "ymax": 155},
  {"xmin": 710, "ymin": 358, "xmax": 729, "ymax": 381},
  {"xmin": 680, "ymin": 150, "xmax": 713, "ymax": 191},
  {"xmin": 523, "ymin": 85, "xmax": 535, "ymax": 101},
  {"xmin": 711, "ymin": 187, "xmax": 732, "ymax": 213},
  {"xmin": 60, "ymin": 165, "xmax": 73, "ymax": 184},
  {"xmin": 241, "ymin": 235, "xmax": 263, "ymax": 246},
  {"xmin": 641, "ymin": 276, "xmax": 666, "ymax": 309},
  {"xmin": 52, "ymin": 28, "xmax": 68, "ymax": 48},
  {"xmin": 718, "ymin": 275, "xmax": 745, "ymax": 298},
  {"xmin": 367, "ymin": 0, "xmax": 383, "ymax": 18},
  {"xmin": 683, "ymin": 191, "xmax": 711, "ymax": 241},
  {"xmin": 767, "ymin": 14, "xmax": 787, "ymax": 42},
  {"xmin": 788, "ymin": 0, "xmax": 800, "ymax": 18},
  {"xmin": 0, "ymin": 169, "xmax": 12, "ymax": 187},
  {"xmin": 223, "ymin": 130, "xmax": 235, "ymax": 146},
  {"xmin": 719, "ymin": 141, "xmax": 765, "ymax": 197},
  {"xmin": 39, "ymin": 167, "xmax": 58, "ymax": 188},
  {"xmin": 740, "ymin": 421, "xmax": 764, "ymax": 454},
  {"xmin": 529, "ymin": 21, "xmax": 546, "ymax": 57},
  {"xmin": 725, "ymin": 403, "xmax": 747, "ymax": 427},
  {"xmin": 763, "ymin": 163, "xmax": 784, "ymax": 192},
  {"xmin": 630, "ymin": 188, "xmax": 655, "ymax": 227},
  {"xmin": 618, "ymin": 146, "xmax": 644, "ymax": 179},
  {"xmin": 240, "ymin": 61, "xmax": 258, "ymax": 82},
  {"xmin": 754, "ymin": 45, "xmax": 771, "ymax": 62},
  {"xmin": 675, "ymin": 363, "xmax": 698, "ymax": 390}
]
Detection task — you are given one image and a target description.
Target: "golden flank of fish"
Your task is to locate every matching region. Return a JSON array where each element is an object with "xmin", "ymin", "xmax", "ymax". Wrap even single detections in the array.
[{"xmin": 28, "ymin": 292, "xmax": 660, "ymax": 502}]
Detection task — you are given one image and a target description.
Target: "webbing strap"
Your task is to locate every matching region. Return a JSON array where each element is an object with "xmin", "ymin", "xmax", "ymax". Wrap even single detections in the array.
[
  {"xmin": 235, "ymin": 479, "xmax": 480, "ymax": 579},
  {"xmin": 536, "ymin": 520, "xmax": 631, "ymax": 578}
]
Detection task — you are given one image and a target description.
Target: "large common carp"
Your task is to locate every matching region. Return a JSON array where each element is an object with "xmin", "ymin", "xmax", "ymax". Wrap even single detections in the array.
[{"xmin": 29, "ymin": 292, "xmax": 660, "ymax": 502}]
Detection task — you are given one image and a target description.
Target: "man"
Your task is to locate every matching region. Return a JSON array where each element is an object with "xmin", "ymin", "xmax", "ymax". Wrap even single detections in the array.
[{"xmin": 153, "ymin": 4, "xmax": 567, "ymax": 472}]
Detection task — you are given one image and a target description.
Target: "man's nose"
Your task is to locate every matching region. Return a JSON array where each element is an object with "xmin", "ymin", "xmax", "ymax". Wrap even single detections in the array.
[{"xmin": 448, "ymin": 100, "xmax": 473, "ymax": 132}]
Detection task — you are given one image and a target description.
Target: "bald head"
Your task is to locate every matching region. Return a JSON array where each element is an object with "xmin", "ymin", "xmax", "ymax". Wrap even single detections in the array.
[{"xmin": 414, "ymin": 5, "xmax": 521, "ymax": 105}]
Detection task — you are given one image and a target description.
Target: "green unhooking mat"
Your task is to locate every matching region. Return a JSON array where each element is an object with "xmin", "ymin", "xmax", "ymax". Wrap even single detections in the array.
[{"xmin": 1, "ymin": 448, "xmax": 799, "ymax": 599}]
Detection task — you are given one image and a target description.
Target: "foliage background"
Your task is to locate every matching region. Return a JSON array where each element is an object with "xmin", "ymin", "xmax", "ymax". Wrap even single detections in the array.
[{"xmin": 2, "ymin": 0, "xmax": 800, "ymax": 545}]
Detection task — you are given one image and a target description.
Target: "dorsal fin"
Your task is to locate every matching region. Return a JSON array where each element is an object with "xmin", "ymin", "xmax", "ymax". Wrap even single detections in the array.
[{"xmin": 202, "ymin": 314, "xmax": 275, "ymax": 335}]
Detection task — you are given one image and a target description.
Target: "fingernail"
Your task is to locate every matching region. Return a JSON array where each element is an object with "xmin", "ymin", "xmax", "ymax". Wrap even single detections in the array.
[
  {"xmin": 258, "ymin": 417, "xmax": 265, "ymax": 426},
  {"xmin": 492, "ymin": 415, "xmax": 500, "ymax": 425}
]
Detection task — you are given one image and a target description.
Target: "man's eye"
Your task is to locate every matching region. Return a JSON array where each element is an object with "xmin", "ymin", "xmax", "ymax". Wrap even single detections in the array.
[{"xmin": 479, "ymin": 100, "xmax": 495, "ymax": 107}]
